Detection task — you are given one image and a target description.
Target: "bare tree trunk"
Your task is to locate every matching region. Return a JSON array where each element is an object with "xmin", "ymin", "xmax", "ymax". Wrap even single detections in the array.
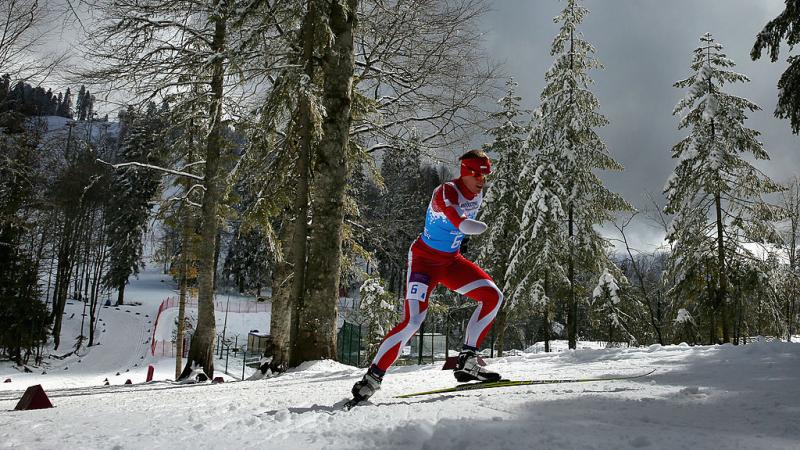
[
  {"xmin": 52, "ymin": 209, "xmax": 84, "ymax": 350},
  {"xmin": 494, "ymin": 304, "xmax": 507, "ymax": 357},
  {"xmin": 715, "ymin": 192, "xmax": 730, "ymax": 343},
  {"xmin": 116, "ymin": 282, "xmax": 125, "ymax": 306},
  {"xmin": 616, "ymin": 215, "xmax": 665, "ymax": 345},
  {"xmin": 544, "ymin": 270, "xmax": 551, "ymax": 352},
  {"xmin": 179, "ymin": 4, "xmax": 227, "ymax": 380},
  {"xmin": 175, "ymin": 259, "xmax": 188, "ymax": 378},
  {"xmin": 288, "ymin": 0, "xmax": 317, "ymax": 368},
  {"xmin": 268, "ymin": 216, "xmax": 294, "ymax": 373},
  {"xmin": 567, "ymin": 205, "xmax": 577, "ymax": 349},
  {"xmin": 88, "ymin": 214, "xmax": 107, "ymax": 347},
  {"xmin": 175, "ymin": 204, "xmax": 192, "ymax": 378},
  {"xmin": 293, "ymin": 0, "xmax": 358, "ymax": 363}
]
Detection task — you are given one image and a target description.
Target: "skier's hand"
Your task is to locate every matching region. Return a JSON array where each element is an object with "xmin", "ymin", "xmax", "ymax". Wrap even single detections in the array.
[{"xmin": 459, "ymin": 219, "xmax": 487, "ymax": 235}]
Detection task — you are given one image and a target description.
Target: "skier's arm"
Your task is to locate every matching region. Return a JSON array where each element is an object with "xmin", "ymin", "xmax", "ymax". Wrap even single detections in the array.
[
  {"xmin": 433, "ymin": 184, "xmax": 487, "ymax": 235},
  {"xmin": 433, "ymin": 184, "xmax": 467, "ymax": 226}
]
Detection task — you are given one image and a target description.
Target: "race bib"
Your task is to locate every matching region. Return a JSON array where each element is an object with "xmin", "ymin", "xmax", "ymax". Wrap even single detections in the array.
[
  {"xmin": 407, "ymin": 282, "xmax": 428, "ymax": 302},
  {"xmin": 407, "ymin": 272, "xmax": 430, "ymax": 302}
]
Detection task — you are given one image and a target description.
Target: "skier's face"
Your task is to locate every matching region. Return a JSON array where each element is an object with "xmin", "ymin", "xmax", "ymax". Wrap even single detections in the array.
[{"xmin": 462, "ymin": 174, "xmax": 485, "ymax": 194}]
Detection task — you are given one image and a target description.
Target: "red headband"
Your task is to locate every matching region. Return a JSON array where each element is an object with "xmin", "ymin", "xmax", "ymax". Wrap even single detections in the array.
[{"xmin": 460, "ymin": 157, "xmax": 492, "ymax": 178}]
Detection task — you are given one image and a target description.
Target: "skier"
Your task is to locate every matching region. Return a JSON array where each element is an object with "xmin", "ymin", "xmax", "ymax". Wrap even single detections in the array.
[{"xmin": 351, "ymin": 150, "xmax": 504, "ymax": 403}]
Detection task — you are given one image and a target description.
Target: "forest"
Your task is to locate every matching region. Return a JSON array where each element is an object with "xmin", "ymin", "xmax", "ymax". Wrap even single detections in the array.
[{"xmin": 2, "ymin": 0, "xmax": 799, "ymax": 381}]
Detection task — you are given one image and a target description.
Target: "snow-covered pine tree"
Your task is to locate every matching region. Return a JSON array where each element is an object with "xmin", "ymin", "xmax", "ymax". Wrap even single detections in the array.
[
  {"xmin": 515, "ymin": 0, "xmax": 631, "ymax": 349},
  {"xmin": 222, "ymin": 224, "xmax": 272, "ymax": 297},
  {"xmin": 591, "ymin": 268, "xmax": 634, "ymax": 345},
  {"xmin": 505, "ymin": 118, "xmax": 569, "ymax": 352},
  {"xmin": 475, "ymin": 78, "xmax": 529, "ymax": 356},
  {"xmin": 665, "ymin": 33, "xmax": 783, "ymax": 344},
  {"xmin": 356, "ymin": 277, "xmax": 400, "ymax": 361},
  {"xmin": 104, "ymin": 102, "xmax": 165, "ymax": 306},
  {"xmin": 751, "ymin": 0, "xmax": 800, "ymax": 133}
]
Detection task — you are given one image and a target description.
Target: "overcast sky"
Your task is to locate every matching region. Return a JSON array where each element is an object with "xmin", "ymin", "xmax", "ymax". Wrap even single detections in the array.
[{"xmin": 476, "ymin": 0, "xmax": 798, "ymax": 251}]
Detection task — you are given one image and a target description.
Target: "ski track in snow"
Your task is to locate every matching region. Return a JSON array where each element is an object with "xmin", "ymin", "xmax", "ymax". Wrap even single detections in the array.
[
  {"xmin": 2, "ymin": 266, "xmax": 799, "ymax": 449},
  {"xmin": 1, "ymin": 343, "xmax": 799, "ymax": 449}
]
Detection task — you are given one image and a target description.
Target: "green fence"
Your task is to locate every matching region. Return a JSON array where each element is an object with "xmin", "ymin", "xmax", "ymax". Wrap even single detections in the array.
[{"xmin": 337, "ymin": 321, "xmax": 363, "ymax": 367}]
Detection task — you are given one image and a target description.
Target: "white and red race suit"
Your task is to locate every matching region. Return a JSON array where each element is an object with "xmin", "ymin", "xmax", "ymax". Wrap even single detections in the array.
[{"xmin": 369, "ymin": 177, "xmax": 504, "ymax": 377}]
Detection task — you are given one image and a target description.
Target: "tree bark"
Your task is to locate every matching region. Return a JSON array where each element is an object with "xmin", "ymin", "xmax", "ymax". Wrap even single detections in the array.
[
  {"xmin": 494, "ymin": 304, "xmax": 507, "ymax": 357},
  {"xmin": 714, "ymin": 192, "xmax": 730, "ymax": 343},
  {"xmin": 268, "ymin": 216, "xmax": 295, "ymax": 373},
  {"xmin": 288, "ymin": 0, "xmax": 317, "ymax": 368},
  {"xmin": 567, "ymin": 205, "xmax": 577, "ymax": 349},
  {"xmin": 566, "ymin": 12, "xmax": 578, "ymax": 351},
  {"xmin": 175, "ymin": 205, "xmax": 192, "ymax": 379},
  {"xmin": 179, "ymin": 3, "xmax": 227, "ymax": 380},
  {"xmin": 116, "ymin": 282, "xmax": 125, "ymax": 306},
  {"xmin": 293, "ymin": 0, "xmax": 358, "ymax": 364}
]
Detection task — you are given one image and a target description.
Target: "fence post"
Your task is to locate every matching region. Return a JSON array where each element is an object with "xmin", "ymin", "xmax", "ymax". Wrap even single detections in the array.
[
  {"xmin": 242, "ymin": 351, "xmax": 246, "ymax": 380},
  {"xmin": 357, "ymin": 326, "xmax": 361, "ymax": 367},
  {"xmin": 347, "ymin": 324, "xmax": 352, "ymax": 365},
  {"xmin": 225, "ymin": 347, "xmax": 229, "ymax": 373},
  {"xmin": 341, "ymin": 324, "xmax": 347, "ymax": 365},
  {"xmin": 418, "ymin": 321, "xmax": 425, "ymax": 365}
]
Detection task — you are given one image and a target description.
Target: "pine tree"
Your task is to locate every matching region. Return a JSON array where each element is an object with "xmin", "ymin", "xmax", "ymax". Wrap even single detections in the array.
[
  {"xmin": 665, "ymin": 33, "xmax": 783, "ymax": 344},
  {"xmin": 0, "ymin": 119, "xmax": 50, "ymax": 364},
  {"xmin": 590, "ymin": 268, "xmax": 634, "ymax": 345},
  {"xmin": 751, "ymin": 0, "xmax": 800, "ymax": 133},
  {"xmin": 517, "ymin": 0, "xmax": 630, "ymax": 349},
  {"xmin": 104, "ymin": 103, "xmax": 165, "ymax": 305},
  {"xmin": 222, "ymin": 225, "xmax": 272, "ymax": 296},
  {"xmin": 76, "ymin": 86, "xmax": 86, "ymax": 121},
  {"xmin": 506, "ymin": 114, "xmax": 570, "ymax": 351},
  {"xmin": 475, "ymin": 78, "xmax": 529, "ymax": 355},
  {"xmin": 356, "ymin": 277, "xmax": 399, "ymax": 361},
  {"xmin": 57, "ymin": 88, "xmax": 72, "ymax": 118}
]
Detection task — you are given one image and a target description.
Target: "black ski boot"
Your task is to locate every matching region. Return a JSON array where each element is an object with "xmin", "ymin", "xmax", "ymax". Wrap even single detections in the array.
[
  {"xmin": 351, "ymin": 371, "xmax": 382, "ymax": 402},
  {"xmin": 454, "ymin": 349, "xmax": 502, "ymax": 383}
]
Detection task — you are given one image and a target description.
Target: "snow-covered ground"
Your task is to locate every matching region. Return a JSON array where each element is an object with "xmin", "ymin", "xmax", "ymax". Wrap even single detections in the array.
[
  {"xmin": 0, "ymin": 264, "xmax": 269, "ymax": 391},
  {"xmin": 1, "ymin": 341, "xmax": 799, "ymax": 449},
  {"xmin": 2, "ymin": 265, "xmax": 800, "ymax": 449}
]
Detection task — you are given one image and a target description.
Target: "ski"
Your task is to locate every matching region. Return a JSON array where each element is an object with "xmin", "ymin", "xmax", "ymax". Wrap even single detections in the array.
[{"xmin": 394, "ymin": 369, "xmax": 656, "ymax": 398}]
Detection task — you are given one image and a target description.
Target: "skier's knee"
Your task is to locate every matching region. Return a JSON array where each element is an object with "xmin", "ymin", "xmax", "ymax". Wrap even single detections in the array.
[
  {"xmin": 408, "ymin": 309, "xmax": 427, "ymax": 329},
  {"xmin": 495, "ymin": 289, "xmax": 504, "ymax": 308}
]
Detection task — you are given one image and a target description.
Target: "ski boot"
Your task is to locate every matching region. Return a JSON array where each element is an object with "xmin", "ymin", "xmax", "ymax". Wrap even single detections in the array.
[
  {"xmin": 351, "ymin": 370, "xmax": 382, "ymax": 402},
  {"xmin": 453, "ymin": 349, "xmax": 502, "ymax": 383}
]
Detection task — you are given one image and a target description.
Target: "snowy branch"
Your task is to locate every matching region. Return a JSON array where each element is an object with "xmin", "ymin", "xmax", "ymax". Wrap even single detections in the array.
[{"xmin": 97, "ymin": 159, "xmax": 205, "ymax": 181}]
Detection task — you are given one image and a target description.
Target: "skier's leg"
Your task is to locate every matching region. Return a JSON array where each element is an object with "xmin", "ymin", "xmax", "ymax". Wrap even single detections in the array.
[
  {"xmin": 352, "ymin": 277, "xmax": 434, "ymax": 401},
  {"xmin": 441, "ymin": 255, "xmax": 504, "ymax": 350},
  {"xmin": 368, "ymin": 272, "xmax": 434, "ymax": 376},
  {"xmin": 440, "ymin": 255, "xmax": 504, "ymax": 382},
  {"xmin": 352, "ymin": 244, "xmax": 439, "ymax": 401}
]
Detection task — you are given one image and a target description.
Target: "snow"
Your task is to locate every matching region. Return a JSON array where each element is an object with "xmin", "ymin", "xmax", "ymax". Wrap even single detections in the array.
[
  {"xmin": 674, "ymin": 308, "xmax": 695, "ymax": 325},
  {"xmin": 1, "ymin": 263, "xmax": 269, "ymax": 391},
  {"xmin": 2, "ymin": 340, "xmax": 799, "ymax": 449},
  {"xmin": 2, "ymin": 267, "xmax": 800, "ymax": 449}
]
